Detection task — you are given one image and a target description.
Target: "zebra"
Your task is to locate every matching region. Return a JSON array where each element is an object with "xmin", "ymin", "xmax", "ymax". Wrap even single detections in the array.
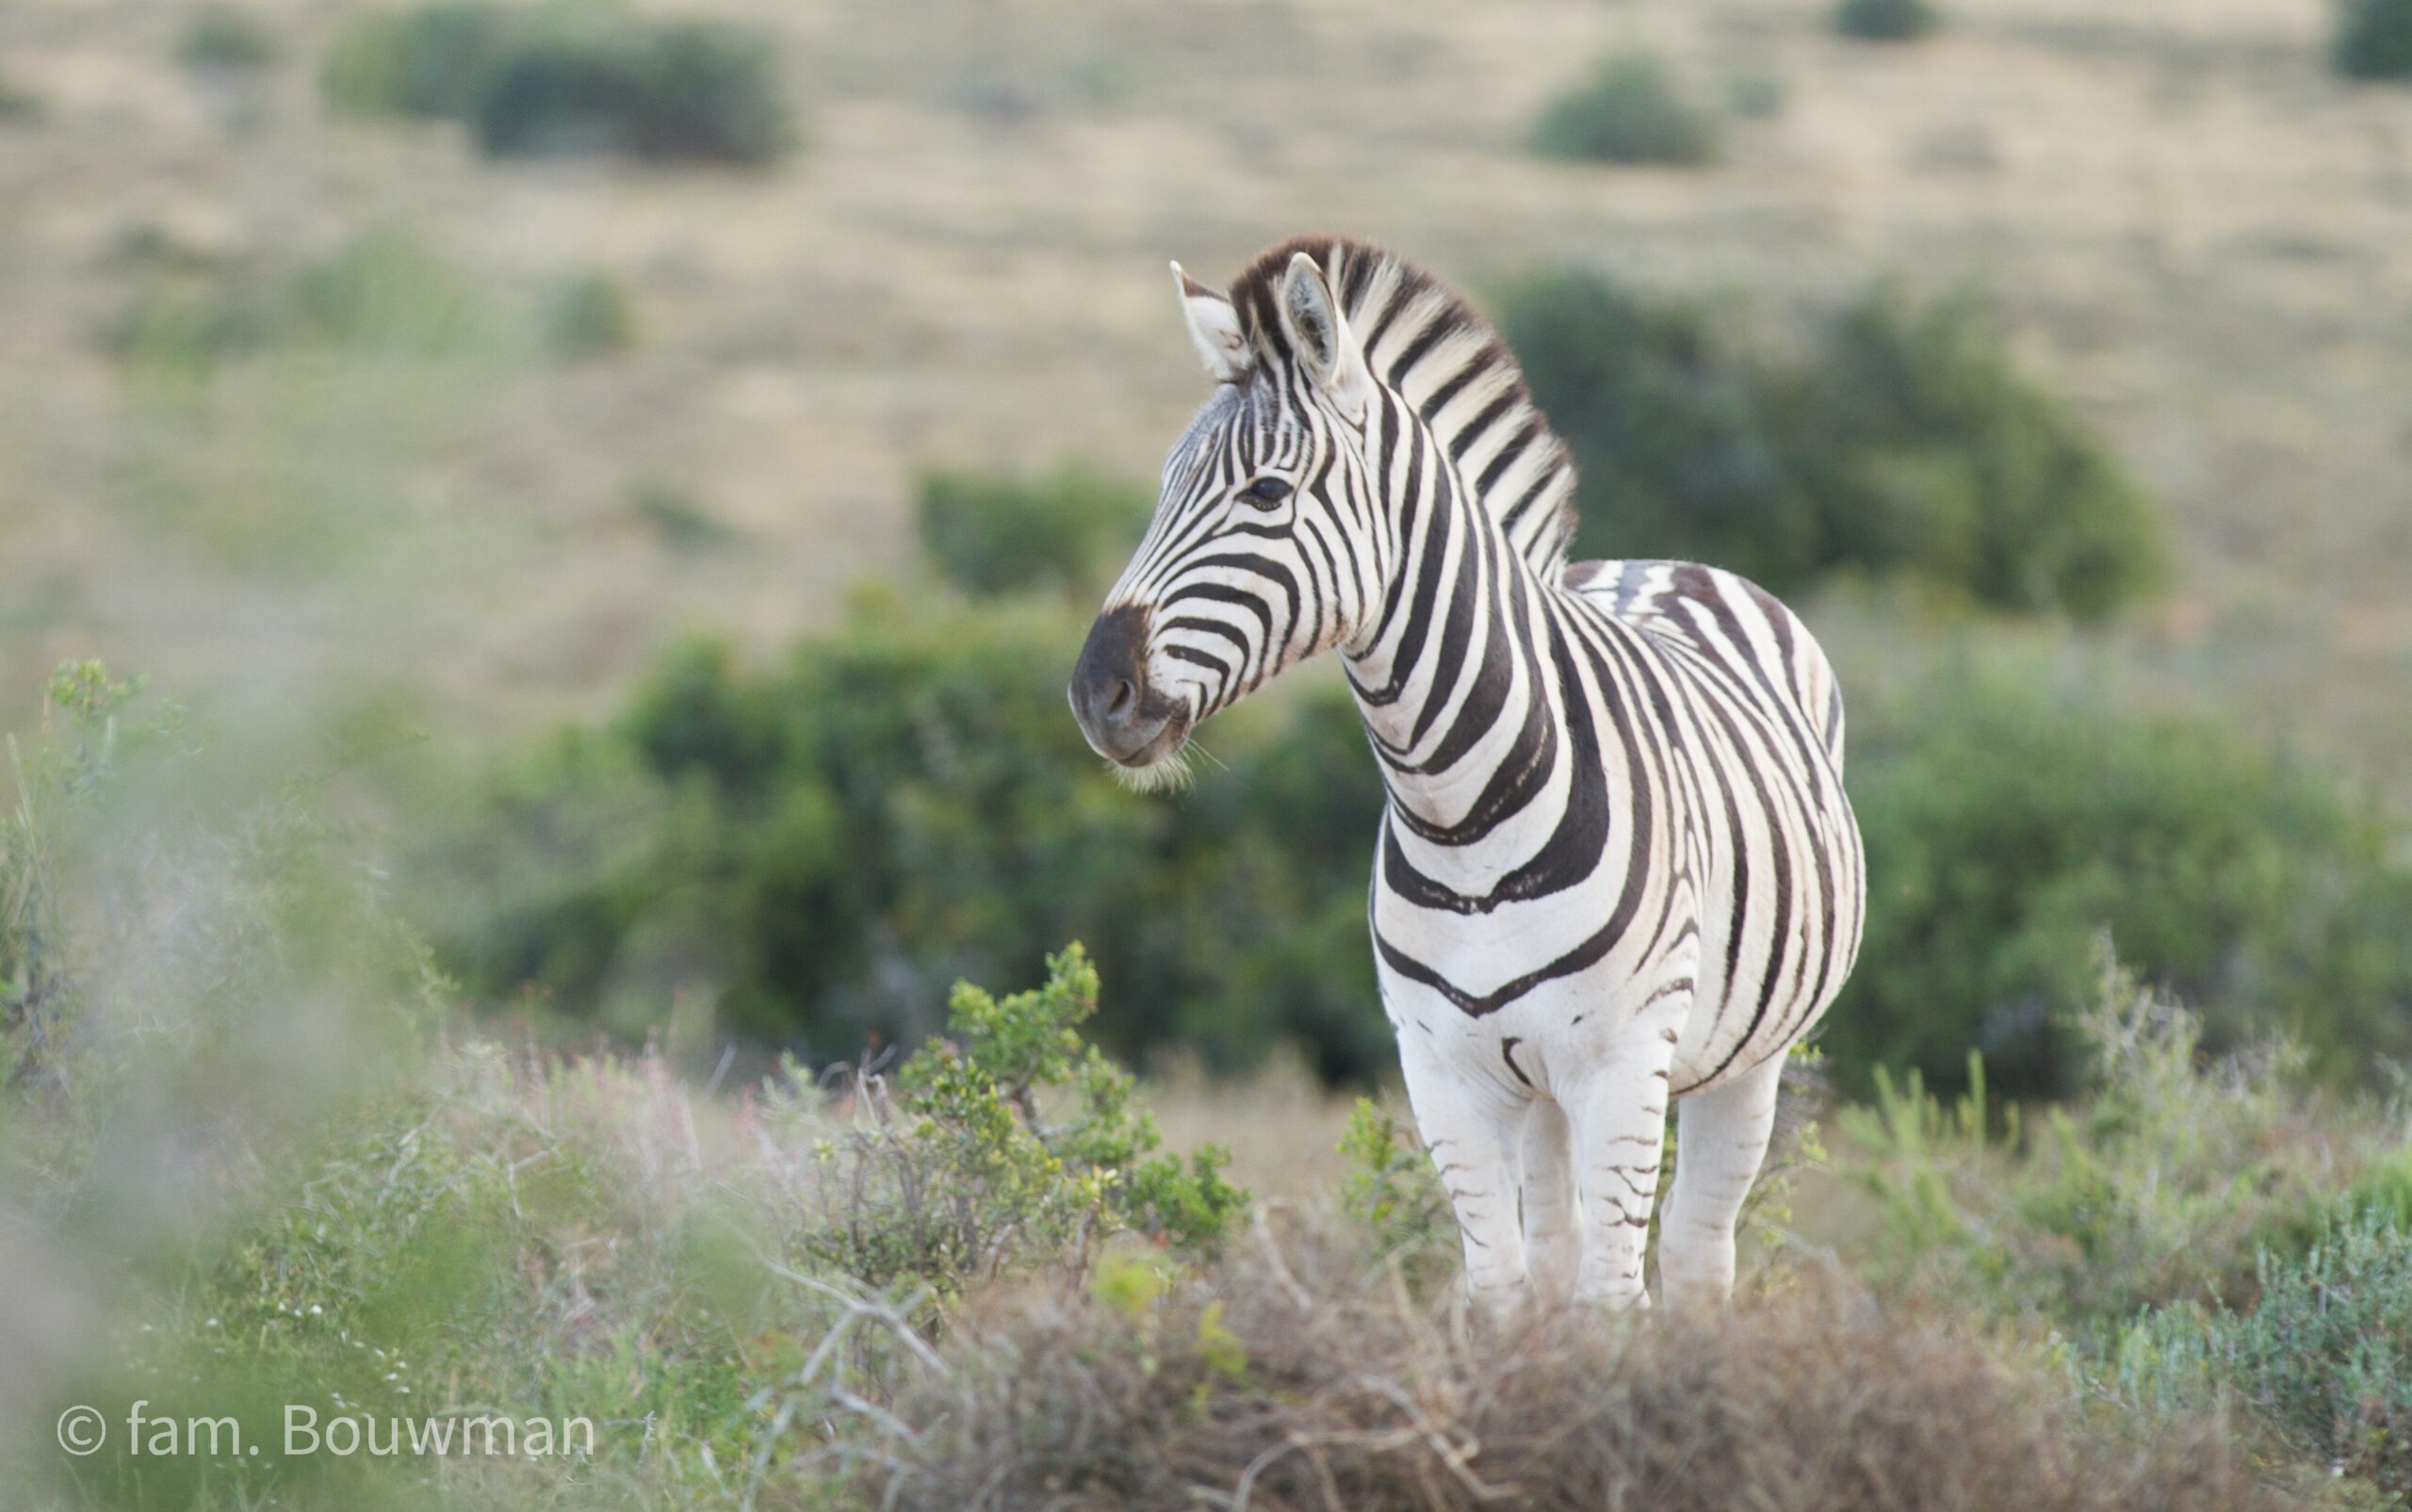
[{"xmin": 1068, "ymin": 236, "xmax": 1866, "ymax": 1312}]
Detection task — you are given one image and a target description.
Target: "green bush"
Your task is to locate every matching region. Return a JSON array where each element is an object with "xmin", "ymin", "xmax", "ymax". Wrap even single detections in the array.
[
  {"xmin": 1502, "ymin": 272, "xmax": 1813, "ymax": 590},
  {"xmin": 179, "ymin": 5, "xmax": 277, "ymax": 69},
  {"xmin": 432, "ymin": 600, "xmax": 2412, "ymax": 1097},
  {"xmin": 1500, "ymin": 270, "xmax": 2168, "ymax": 620},
  {"xmin": 2111, "ymin": 1212, "xmax": 2412, "ymax": 1499},
  {"xmin": 917, "ymin": 463, "xmax": 1153, "ymax": 598},
  {"xmin": 541, "ymin": 268, "xmax": 635, "ymax": 358},
  {"xmin": 1837, "ymin": 0, "xmax": 1941, "ymax": 41},
  {"xmin": 614, "ymin": 18, "xmax": 790, "ymax": 164},
  {"xmin": 322, "ymin": 2, "xmax": 508, "ymax": 120},
  {"xmin": 806, "ymin": 944, "xmax": 1246, "ymax": 1292},
  {"xmin": 1531, "ymin": 53, "xmax": 1719, "ymax": 167},
  {"xmin": 289, "ymin": 226, "xmax": 483, "ymax": 351},
  {"xmin": 2338, "ymin": 0, "xmax": 2412, "ymax": 78},
  {"xmin": 323, "ymin": 4, "xmax": 790, "ymax": 164},
  {"xmin": 1832, "ymin": 660, "xmax": 2412, "ymax": 1097},
  {"xmin": 1841, "ymin": 967, "xmax": 2228, "ymax": 1324},
  {"xmin": 1801, "ymin": 288, "xmax": 2165, "ymax": 619},
  {"xmin": 421, "ymin": 593, "xmax": 1393, "ymax": 1081}
]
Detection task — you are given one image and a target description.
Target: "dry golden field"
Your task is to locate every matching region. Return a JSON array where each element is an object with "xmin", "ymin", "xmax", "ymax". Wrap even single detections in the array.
[{"xmin": 3, "ymin": 0, "xmax": 2410, "ymax": 794}]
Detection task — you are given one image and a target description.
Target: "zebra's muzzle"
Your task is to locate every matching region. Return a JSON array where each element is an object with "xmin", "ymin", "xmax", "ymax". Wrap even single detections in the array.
[{"xmin": 1069, "ymin": 604, "xmax": 1189, "ymax": 767}]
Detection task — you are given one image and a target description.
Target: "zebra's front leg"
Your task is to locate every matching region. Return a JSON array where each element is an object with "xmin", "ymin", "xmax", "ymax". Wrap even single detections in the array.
[
  {"xmin": 1520, "ymin": 1098, "xmax": 1580, "ymax": 1305},
  {"xmin": 1657, "ymin": 1050, "xmax": 1786, "ymax": 1313},
  {"xmin": 1564, "ymin": 1016, "xmax": 1682, "ymax": 1309},
  {"xmin": 1398, "ymin": 1034, "xmax": 1530, "ymax": 1313}
]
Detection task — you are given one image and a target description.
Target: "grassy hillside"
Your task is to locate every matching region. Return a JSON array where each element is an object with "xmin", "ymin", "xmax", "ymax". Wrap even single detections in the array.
[{"xmin": 3, "ymin": 0, "xmax": 2411, "ymax": 795}]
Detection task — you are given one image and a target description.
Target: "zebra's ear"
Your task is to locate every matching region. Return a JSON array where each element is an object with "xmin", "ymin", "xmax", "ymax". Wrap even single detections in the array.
[
  {"xmin": 1278, "ymin": 251, "xmax": 1373, "ymax": 423},
  {"xmin": 1172, "ymin": 261, "xmax": 1251, "ymax": 383}
]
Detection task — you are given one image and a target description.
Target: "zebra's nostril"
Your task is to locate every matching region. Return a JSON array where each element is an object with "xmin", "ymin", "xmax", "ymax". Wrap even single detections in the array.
[{"xmin": 1106, "ymin": 680, "xmax": 1136, "ymax": 721}]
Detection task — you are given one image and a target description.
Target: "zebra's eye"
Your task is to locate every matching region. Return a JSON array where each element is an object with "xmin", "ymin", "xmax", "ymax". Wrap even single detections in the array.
[{"xmin": 1238, "ymin": 476, "xmax": 1292, "ymax": 507}]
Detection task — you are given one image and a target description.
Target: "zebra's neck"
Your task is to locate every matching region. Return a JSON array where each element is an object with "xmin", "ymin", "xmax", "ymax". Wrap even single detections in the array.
[{"xmin": 1343, "ymin": 392, "xmax": 1579, "ymax": 854}]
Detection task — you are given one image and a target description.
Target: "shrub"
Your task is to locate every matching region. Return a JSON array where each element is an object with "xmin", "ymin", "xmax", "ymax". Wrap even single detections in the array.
[
  {"xmin": 1833, "ymin": 660, "xmax": 2412, "ymax": 1097},
  {"xmin": 101, "ymin": 268, "xmax": 279, "ymax": 367},
  {"xmin": 2110, "ymin": 1211, "xmax": 2412, "ymax": 1500},
  {"xmin": 0, "ymin": 661, "xmax": 448, "ymax": 1223},
  {"xmin": 178, "ymin": 6, "xmax": 277, "ymax": 69},
  {"xmin": 289, "ymin": 226, "xmax": 483, "ymax": 351},
  {"xmin": 1503, "ymin": 272, "xmax": 1815, "ymax": 589},
  {"xmin": 1802, "ymin": 287, "xmax": 2165, "ymax": 619},
  {"xmin": 629, "ymin": 477, "xmax": 731, "ymax": 549},
  {"xmin": 323, "ymin": 5, "xmax": 791, "ymax": 164},
  {"xmin": 2338, "ymin": 0, "xmax": 2412, "ymax": 79},
  {"xmin": 917, "ymin": 463, "xmax": 1153, "ymax": 598},
  {"xmin": 420, "ymin": 594, "xmax": 1392, "ymax": 1080},
  {"xmin": 465, "ymin": 26, "xmax": 636, "ymax": 156},
  {"xmin": 321, "ymin": 2, "xmax": 508, "ymax": 120},
  {"xmin": 616, "ymin": 19, "xmax": 790, "ymax": 164},
  {"xmin": 802, "ymin": 944, "xmax": 1246, "ymax": 1293},
  {"xmin": 1500, "ymin": 271, "xmax": 2168, "ymax": 619},
  {"xmin": 1337, "ymin": 1096, "xmax": 1455, "ymax": 1272},
  {"xmin": 1531, "ymin": 53, "xmax": 1719, "ymax": 167},
  {"xmin": 1837, "ymin": 0, "xmax": 1941, "ymax": 41},
  {"xmin": 1827, "ymin": 954, "xmax": 2368, "ymax": 1328},
  {"xmin": 859, "ymin": 1225, "xmax": 2278, "ymax": 1512},
  {"xmin": 432, "ymin": 601, "xmax": 2412, "ymax": 1097}
]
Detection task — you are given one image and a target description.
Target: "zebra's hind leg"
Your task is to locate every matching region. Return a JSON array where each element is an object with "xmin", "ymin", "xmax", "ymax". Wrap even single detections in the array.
[
  {"xmin": 1398, "ymin": 1036, "xmax": 1531, "ymax": 1314},
  {"xmin": 1520, "ymin": 1098, "xmax": 1580, "ymax": 1305},
  {"xmin": 1656, "ymin": 1051, "xmax": 1786, "ymax": 1313}
]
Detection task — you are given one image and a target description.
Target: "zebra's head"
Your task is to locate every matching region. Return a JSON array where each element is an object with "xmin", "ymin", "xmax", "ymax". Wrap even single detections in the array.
[{"xmin": 1069, "ymin": 244, "xmax": 1388, "ymax": 787}]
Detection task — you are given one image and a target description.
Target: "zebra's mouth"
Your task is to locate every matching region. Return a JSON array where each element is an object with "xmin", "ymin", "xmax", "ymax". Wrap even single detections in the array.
[
  {"xmin": 1114, "ymin": 713, "xmax": 1192, "ymax": 769},
  {"xmin": 1106, "ymin": 714, "xmax": 1196, "ymax": 792}
]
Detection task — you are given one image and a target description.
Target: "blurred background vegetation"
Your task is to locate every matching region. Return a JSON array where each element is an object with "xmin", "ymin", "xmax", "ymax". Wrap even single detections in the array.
[{"xmin": 9, "ymin": 0, "xmax": 2412, "ymax": 1504}]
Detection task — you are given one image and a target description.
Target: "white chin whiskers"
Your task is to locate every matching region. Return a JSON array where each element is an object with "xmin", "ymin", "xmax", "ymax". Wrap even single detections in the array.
[{"xmin": 1110, "ymin": 747, "xmax": 1195, "ymax": 794}]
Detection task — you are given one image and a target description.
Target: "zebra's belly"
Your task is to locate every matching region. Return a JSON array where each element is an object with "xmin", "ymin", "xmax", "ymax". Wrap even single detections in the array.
[
  {"xmin": 1371, "ymin": 863, "xmax": 1832, "ymax": 1100},
  {"xmin": 1372, "ymin": 874, "xmax": 1698, "ymax": 1093}
]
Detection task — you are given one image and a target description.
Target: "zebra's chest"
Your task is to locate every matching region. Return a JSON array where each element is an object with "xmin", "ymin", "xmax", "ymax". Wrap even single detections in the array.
[{"xmin": 1368, "ymin": 798, "xmax": 1706, "ymax": 1023}]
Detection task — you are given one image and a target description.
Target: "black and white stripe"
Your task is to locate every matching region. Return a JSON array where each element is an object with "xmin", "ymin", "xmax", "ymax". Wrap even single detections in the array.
[{"xmin": 1072, "ymin": 236, "xmax": 1866, "ymax": 1310}]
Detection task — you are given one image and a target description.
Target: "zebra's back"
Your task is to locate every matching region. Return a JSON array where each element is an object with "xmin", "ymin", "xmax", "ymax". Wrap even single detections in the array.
[
  {"xmin": 1560, "ymin": 558, "xmax": 1865, "ymax": 1087},
  {"xmin": 1562, "ymin": 558, "xmax": 1847, "ymax": 773}
]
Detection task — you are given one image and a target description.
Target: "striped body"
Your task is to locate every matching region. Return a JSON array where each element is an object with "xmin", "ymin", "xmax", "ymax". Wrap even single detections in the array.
[
  {"xmin": 1071, "ymin": 237, "xmax": 1865, "ymax": 1309},
  {"xmin": 1373, "ymin": 556, "xmax": 1859, "ymax": 1098}
]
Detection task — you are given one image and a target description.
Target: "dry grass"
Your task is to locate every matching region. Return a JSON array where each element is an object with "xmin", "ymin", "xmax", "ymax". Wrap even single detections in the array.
[
  {"xmin": 1144, "ymin": 1051, "xmax": 1358, "ymax": 1201},
  {"xmin": 859, "ymin": 1214, "xmax": 2286, "ymax": 1512}
]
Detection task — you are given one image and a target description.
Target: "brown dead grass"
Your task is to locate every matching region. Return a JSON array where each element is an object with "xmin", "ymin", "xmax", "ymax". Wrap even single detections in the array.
[{"xmin": 856, "ymin": 1217, "xmax": 2285, "ymax": 1512}]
